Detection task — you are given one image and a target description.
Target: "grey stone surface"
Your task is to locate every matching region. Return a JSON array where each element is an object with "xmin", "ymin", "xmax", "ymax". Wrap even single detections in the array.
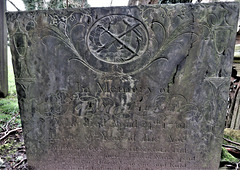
[
  {"xmin": 6, "ymin": 3, "xmax": 239, "ymax": 169},
  {"xmin": 0, "ymin": 0, "xmax": 8, "ymax": 97}
]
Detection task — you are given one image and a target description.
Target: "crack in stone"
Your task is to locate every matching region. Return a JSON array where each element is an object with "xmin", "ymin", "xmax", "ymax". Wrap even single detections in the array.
[{"xmin": 167, "ymin": 4, "xmax": 195, "ymax": 93}]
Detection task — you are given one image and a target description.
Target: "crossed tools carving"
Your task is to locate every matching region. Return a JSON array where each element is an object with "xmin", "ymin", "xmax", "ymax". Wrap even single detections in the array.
[{"xmin": 96, "ymin": 19, "xmax": 144, "ymax": 61}]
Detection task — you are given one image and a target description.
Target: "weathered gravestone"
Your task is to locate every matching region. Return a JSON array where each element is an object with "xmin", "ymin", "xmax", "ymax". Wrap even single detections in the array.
[{"xmin": 6, "ymin": 3, "xmax": 239, "ymax": 169}]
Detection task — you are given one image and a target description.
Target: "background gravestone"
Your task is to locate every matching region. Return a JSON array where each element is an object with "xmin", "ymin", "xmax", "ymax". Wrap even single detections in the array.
[
  {"xmin": 0, "ymin": 0, "xmax": 8, "ymax": 97},
  {"xmin": 6, "ymin": 3, "xmax": 239, "ymax": 169}
]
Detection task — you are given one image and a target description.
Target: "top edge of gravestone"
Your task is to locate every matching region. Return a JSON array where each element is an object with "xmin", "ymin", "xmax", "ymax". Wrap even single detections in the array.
[{"xmin": 5, "ymin": 2, "xmax": 239, "ymax": 15}]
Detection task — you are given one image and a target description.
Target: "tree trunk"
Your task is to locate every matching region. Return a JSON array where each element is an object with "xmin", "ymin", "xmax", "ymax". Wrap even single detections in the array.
[{"xmin": 0, "ymin": 0, "xmax": 8, "ymax": 98}]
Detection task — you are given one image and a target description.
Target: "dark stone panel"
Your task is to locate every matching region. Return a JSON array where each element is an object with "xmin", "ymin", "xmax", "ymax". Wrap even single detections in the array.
[{"xmin": 6, "ymin": 3, "xmax": 239, "ymax": 169}]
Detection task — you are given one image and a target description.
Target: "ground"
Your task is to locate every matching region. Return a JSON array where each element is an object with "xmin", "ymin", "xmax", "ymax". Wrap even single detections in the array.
[{"xmin": 0, "ymin": 50, "xmax": 28, "ymax": 169}]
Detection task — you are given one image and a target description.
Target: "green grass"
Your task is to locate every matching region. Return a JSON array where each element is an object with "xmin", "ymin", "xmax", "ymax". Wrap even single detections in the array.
[
  {"xmin": 0, "ymin": 47, "xmax": 19, "ymax": 127},
  {"xmin": 0, "ymin": 98, "xmax": 18, "ymax": 114},
  {"xmin": 0, "ymin": 48, "xmax": 22, "ymax": 167}
]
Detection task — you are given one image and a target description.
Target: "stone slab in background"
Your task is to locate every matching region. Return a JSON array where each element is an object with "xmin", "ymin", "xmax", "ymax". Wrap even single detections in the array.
[
  {"xmin": 6, "ymin": 3, "xmax": 239, "ymax": 169},
  {"xmin": 0, "ymin": 0, "xmax": 8, "ymax": 97}
]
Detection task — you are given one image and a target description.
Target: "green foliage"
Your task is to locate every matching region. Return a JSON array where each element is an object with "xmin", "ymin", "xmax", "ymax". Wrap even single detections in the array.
[
  {"xmin": 221, "ymin": 147, "xmax": 239, "ymax": 163},
  {"xmin": 67, "ymin": 0, "xmax": 90, "ymax": 8},
  {"xmin": 22, "ymin": 0, "xmax": 90, "ymax": 10},
  {"xmin": 48, "ymin": 0, "xmax": 64, "ymax": 9},
  {"xmin": 22, "ymin": 0, "xmax": 46, "ymax": 10}
]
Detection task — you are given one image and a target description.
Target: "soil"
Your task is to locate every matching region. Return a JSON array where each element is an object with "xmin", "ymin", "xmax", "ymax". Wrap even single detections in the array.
[{"xmin": 0, "ymin": 128, "xmax": 28, "ymax": 169}]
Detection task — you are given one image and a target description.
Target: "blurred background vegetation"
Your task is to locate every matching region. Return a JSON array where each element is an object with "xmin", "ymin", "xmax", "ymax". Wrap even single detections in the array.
[{"xmin": 22, "ymin": 0, "xmax": 90, "ymax": 10}]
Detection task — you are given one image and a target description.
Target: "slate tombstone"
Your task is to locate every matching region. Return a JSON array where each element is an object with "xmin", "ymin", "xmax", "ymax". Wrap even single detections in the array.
[{"xmin": 6, "ymin": 3, "xmax": 239, "ymax": 169}]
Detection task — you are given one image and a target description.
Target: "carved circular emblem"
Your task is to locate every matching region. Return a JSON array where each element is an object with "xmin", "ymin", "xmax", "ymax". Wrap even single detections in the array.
[{"xmin": 87, "ymin": 15, "xmax": 148, "ymax": 64}]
